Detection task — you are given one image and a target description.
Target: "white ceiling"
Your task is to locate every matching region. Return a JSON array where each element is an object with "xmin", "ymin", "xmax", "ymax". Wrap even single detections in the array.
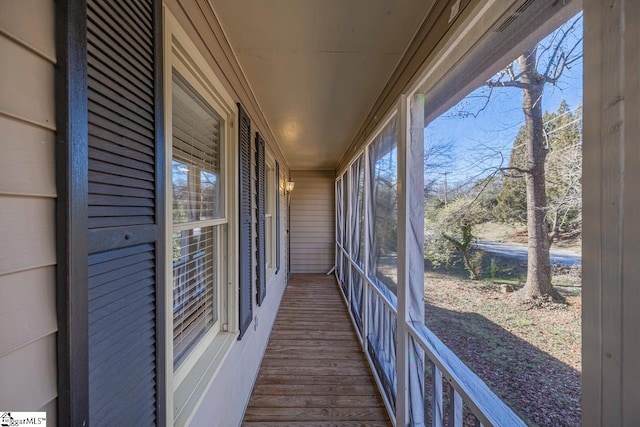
[{"xmin": 211, "ymin": 0, "xmax": 433, "ymax": 170}]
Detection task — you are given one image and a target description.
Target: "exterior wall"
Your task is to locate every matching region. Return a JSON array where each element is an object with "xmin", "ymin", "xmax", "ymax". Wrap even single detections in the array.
[
  {"xmin": 290, "ymin": 170, "xmax": 336, "ymax": 273},
  {"xmin": 0, "ymin": 0, "xmax": 58, "ymax": 422},
  {"xmin": 163, "ymin": 1, "xmax": 291, "ymax": 425}
]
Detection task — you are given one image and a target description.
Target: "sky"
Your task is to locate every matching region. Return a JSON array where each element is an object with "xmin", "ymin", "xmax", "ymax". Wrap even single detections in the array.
[{"xmin": 424, "ymin": 12, "xmax": 584, "ymax": 189}]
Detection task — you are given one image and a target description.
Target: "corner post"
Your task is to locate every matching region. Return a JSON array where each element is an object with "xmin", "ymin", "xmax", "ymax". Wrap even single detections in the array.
[
  {"xmin": 396, "ymin": 93, "xmax": 426, "ymax": 426},
  {"xmin": 583, "ymin": 0, "xmax": 640, "ymax": 424}
]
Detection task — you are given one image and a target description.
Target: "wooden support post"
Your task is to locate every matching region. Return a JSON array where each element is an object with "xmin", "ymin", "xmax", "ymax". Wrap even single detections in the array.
[
  {"xmin": 583, "ymin": 0, "xmax": 640, "ymax": 425},
  {"xmin": 397, "ymin": 93, "xmax": 426, "ymax": 426},
  {"xmin": 345, "ymin": 167, "xmax": 352, "ymax": 308},
  {"xmin": 363, "ymin": 148, "xmax": 370, "ymax": 354},
  {"xmin": 396, "ymin": 95, "xmax": 410, "ymax": 427}
]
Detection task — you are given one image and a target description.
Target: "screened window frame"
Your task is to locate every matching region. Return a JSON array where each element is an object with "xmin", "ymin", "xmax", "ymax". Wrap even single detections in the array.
[{"xmin": 163, "ymin": 9, "xmax": 240, "ymax": 425}]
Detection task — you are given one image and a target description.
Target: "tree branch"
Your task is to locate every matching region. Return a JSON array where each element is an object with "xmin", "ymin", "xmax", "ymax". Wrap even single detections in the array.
[
  {"xmin": 500, "ymin": 166, "xmax": 531, "ymax": 175},
  {"xmin": 486, "ymin": 79, "xmax": 532, "ymax": 90}
]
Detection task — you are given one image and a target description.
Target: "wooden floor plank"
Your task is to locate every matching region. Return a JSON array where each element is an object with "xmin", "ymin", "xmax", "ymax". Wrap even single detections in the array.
[
  {"xmin": 262, "ymin": 353, "xmax": 364, "ymax": 361},
  {"xmin": 248, "ymin": 395, "xmax": 384, "ymax": 408},
  {"xmin": 260, "ymin": 358, "xmax": 368, "ymax": 368},
  {"xmin": 243, "ymin": 407, "xmax": 388, "ymax": 422},
  {"xmin": 266, "ymin": 339, "xmax": 362, "ymax": 349},
  {"xmin": 250, "ymin": 383, "xmax": 379, "ymax": 396},
  {"xmin": 254, "ymin": 375, "xmax": 377, "ymax": 386},
  {"xmin": 259, "ymin": 366, "xmax": 370, "ymax": 376},
  {"xmin": 242, "ymin": 274, "xmax": 391, "ymax": 426}
]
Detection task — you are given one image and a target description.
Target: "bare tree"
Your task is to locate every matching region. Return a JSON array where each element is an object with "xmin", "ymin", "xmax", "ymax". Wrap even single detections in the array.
[
  {"xmin": 424, "ymin": 138, "xmax": 454, "ymax": 200},
  {"xmin": 486, "ymin": 14, "xmax": 582, "ymax": 300},
  {"xmin": 545, "ymin": 105, "xmax": 582, "ymax": 240}
]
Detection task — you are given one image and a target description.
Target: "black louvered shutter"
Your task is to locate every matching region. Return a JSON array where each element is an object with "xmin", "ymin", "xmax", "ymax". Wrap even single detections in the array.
[
  {"xmin": 86, "ymin": 0, "xmax": 162, "ymax": 424},
  {"xmin": 255, "ymin": 133, "xmax": 267, "ymax": 306},
  {"xmin": 275, "ymin": 161, "xmax": 281, "ymax": 273},
  {"xmin": 238, "ymin": 103, "xmax": 253, "ymax": 339}
]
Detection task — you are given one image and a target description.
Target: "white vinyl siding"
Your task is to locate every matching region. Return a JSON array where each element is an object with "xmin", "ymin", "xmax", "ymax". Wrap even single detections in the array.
[
  {"xmin": 290, "ymin": 170, "xmax": 335, "ymax": 273},
  {"xmin": 0, "ymin": 0, "xmax": 58, "ymax": 422}
]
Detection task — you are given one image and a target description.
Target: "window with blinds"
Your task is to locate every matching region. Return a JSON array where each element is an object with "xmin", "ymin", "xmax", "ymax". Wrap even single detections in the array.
[
  {"xmin": 171, "ymin": 69, "xmax": 226, "ymax": 368},
  {"xmin": 265, "ymin": 159, "xmax": 276, "ymax": 272}
]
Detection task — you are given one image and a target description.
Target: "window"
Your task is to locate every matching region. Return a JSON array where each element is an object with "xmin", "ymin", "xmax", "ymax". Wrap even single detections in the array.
[
  {"xmin": 164, "ymin": 11, "xmax": 239, "ymax": 425},
  {"xmin": 171, "ymin": 70, "xmax": 225, "ymax": 368},
  {"xmin": 265, "ymin": 156, "xmax": 277, "ymax": 278}
]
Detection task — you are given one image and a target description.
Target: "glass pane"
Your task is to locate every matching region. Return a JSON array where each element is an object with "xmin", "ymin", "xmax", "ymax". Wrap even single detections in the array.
[
  {"xmin": 172, "ymin": 160, "xmax": 190, "ymax": 223},
  {"xmin": 173, "ymin": 226, "xmax": 218, "ymax": 368},
  {"xmin": 266, "ymin": 214, "xmax": 273, "ymax": 267},
  {"xmin": 266, "ymin": 163, "xmax": 274, "ymax": 216},
  {"xmin": 172, "ymin": 161, "xmax": 222, "ymax": 223},
  {"xmin": 200, "ymin": 170, "xmax": 219, "ymax": 219},
  {"xmin": 172, "ymin": 69, "xmax": 224, "ymax": 223}
]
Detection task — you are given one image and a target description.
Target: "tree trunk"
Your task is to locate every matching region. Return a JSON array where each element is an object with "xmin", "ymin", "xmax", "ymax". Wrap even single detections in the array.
[
  {"xmin": 461, "ymin": 250, "xmax": 479, "ymax": 280},
  {"xmin": 518, "ymin": 49, "xmax": 560, "ymax": 301}
]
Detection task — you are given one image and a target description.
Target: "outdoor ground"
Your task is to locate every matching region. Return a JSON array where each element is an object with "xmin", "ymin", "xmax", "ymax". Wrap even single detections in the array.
[
  {"xmin": 423, "ymin": 271, "xmax": 581, "ymax": 426},
  {"xmin": 376, "ymin": 223, "xmax": 582, "ymax": 425}
]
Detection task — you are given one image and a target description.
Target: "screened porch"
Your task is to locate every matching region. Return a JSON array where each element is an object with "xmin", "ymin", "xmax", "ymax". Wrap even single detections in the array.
[{"xmin": 239, "ymin": 0, "xmax": 584, "ymax": 424}]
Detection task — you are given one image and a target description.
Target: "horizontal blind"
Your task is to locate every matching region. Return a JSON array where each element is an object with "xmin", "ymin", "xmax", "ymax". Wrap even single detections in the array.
[
  {"xmin": 172, "ymin": 69, "xmax": 224, "ymax": 223},
  {"xmin": 172, "ymin": 227, "xmax": 217, "ymax": 366},
  {"xmin": 172, "ymin": 70, "xmax": 221, "ymax": 173}
]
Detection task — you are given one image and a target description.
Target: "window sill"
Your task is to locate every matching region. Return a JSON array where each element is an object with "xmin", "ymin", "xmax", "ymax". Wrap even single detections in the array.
[{"xmin": 173, "ymin": 331, "xmax": 236, "ymax": 426}]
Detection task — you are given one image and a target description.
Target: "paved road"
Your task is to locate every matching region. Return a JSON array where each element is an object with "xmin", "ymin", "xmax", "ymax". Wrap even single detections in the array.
[{"xmin": 475, "ymin": 241, "xmax": 581, "ymax": 266}]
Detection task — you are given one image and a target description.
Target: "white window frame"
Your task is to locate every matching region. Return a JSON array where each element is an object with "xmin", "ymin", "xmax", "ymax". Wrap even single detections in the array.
[
  {"xmin": 265, "ymin": 153, "xmax": 277, "ymax": 280},
  {"xmin": 163, "ymin": 8, "xmax": 239, "ymax": 425}
]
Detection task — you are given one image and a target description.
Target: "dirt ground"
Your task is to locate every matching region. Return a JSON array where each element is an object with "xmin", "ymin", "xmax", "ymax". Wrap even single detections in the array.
[{"xmin": 423, "ymin": 274, "xmax": 581, "ymax": 426}]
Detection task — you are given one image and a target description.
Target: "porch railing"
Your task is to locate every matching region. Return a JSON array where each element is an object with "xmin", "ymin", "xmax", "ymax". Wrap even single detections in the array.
[{"xmin": 334, "ymin": 251, "xmax": 526, "ymax": 426}]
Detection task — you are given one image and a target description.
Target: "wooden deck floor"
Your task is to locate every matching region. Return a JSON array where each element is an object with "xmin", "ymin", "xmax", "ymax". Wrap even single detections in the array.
[{"xmin": 242, "ymin": 274, "xmax": 391, "ymax": 426}]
